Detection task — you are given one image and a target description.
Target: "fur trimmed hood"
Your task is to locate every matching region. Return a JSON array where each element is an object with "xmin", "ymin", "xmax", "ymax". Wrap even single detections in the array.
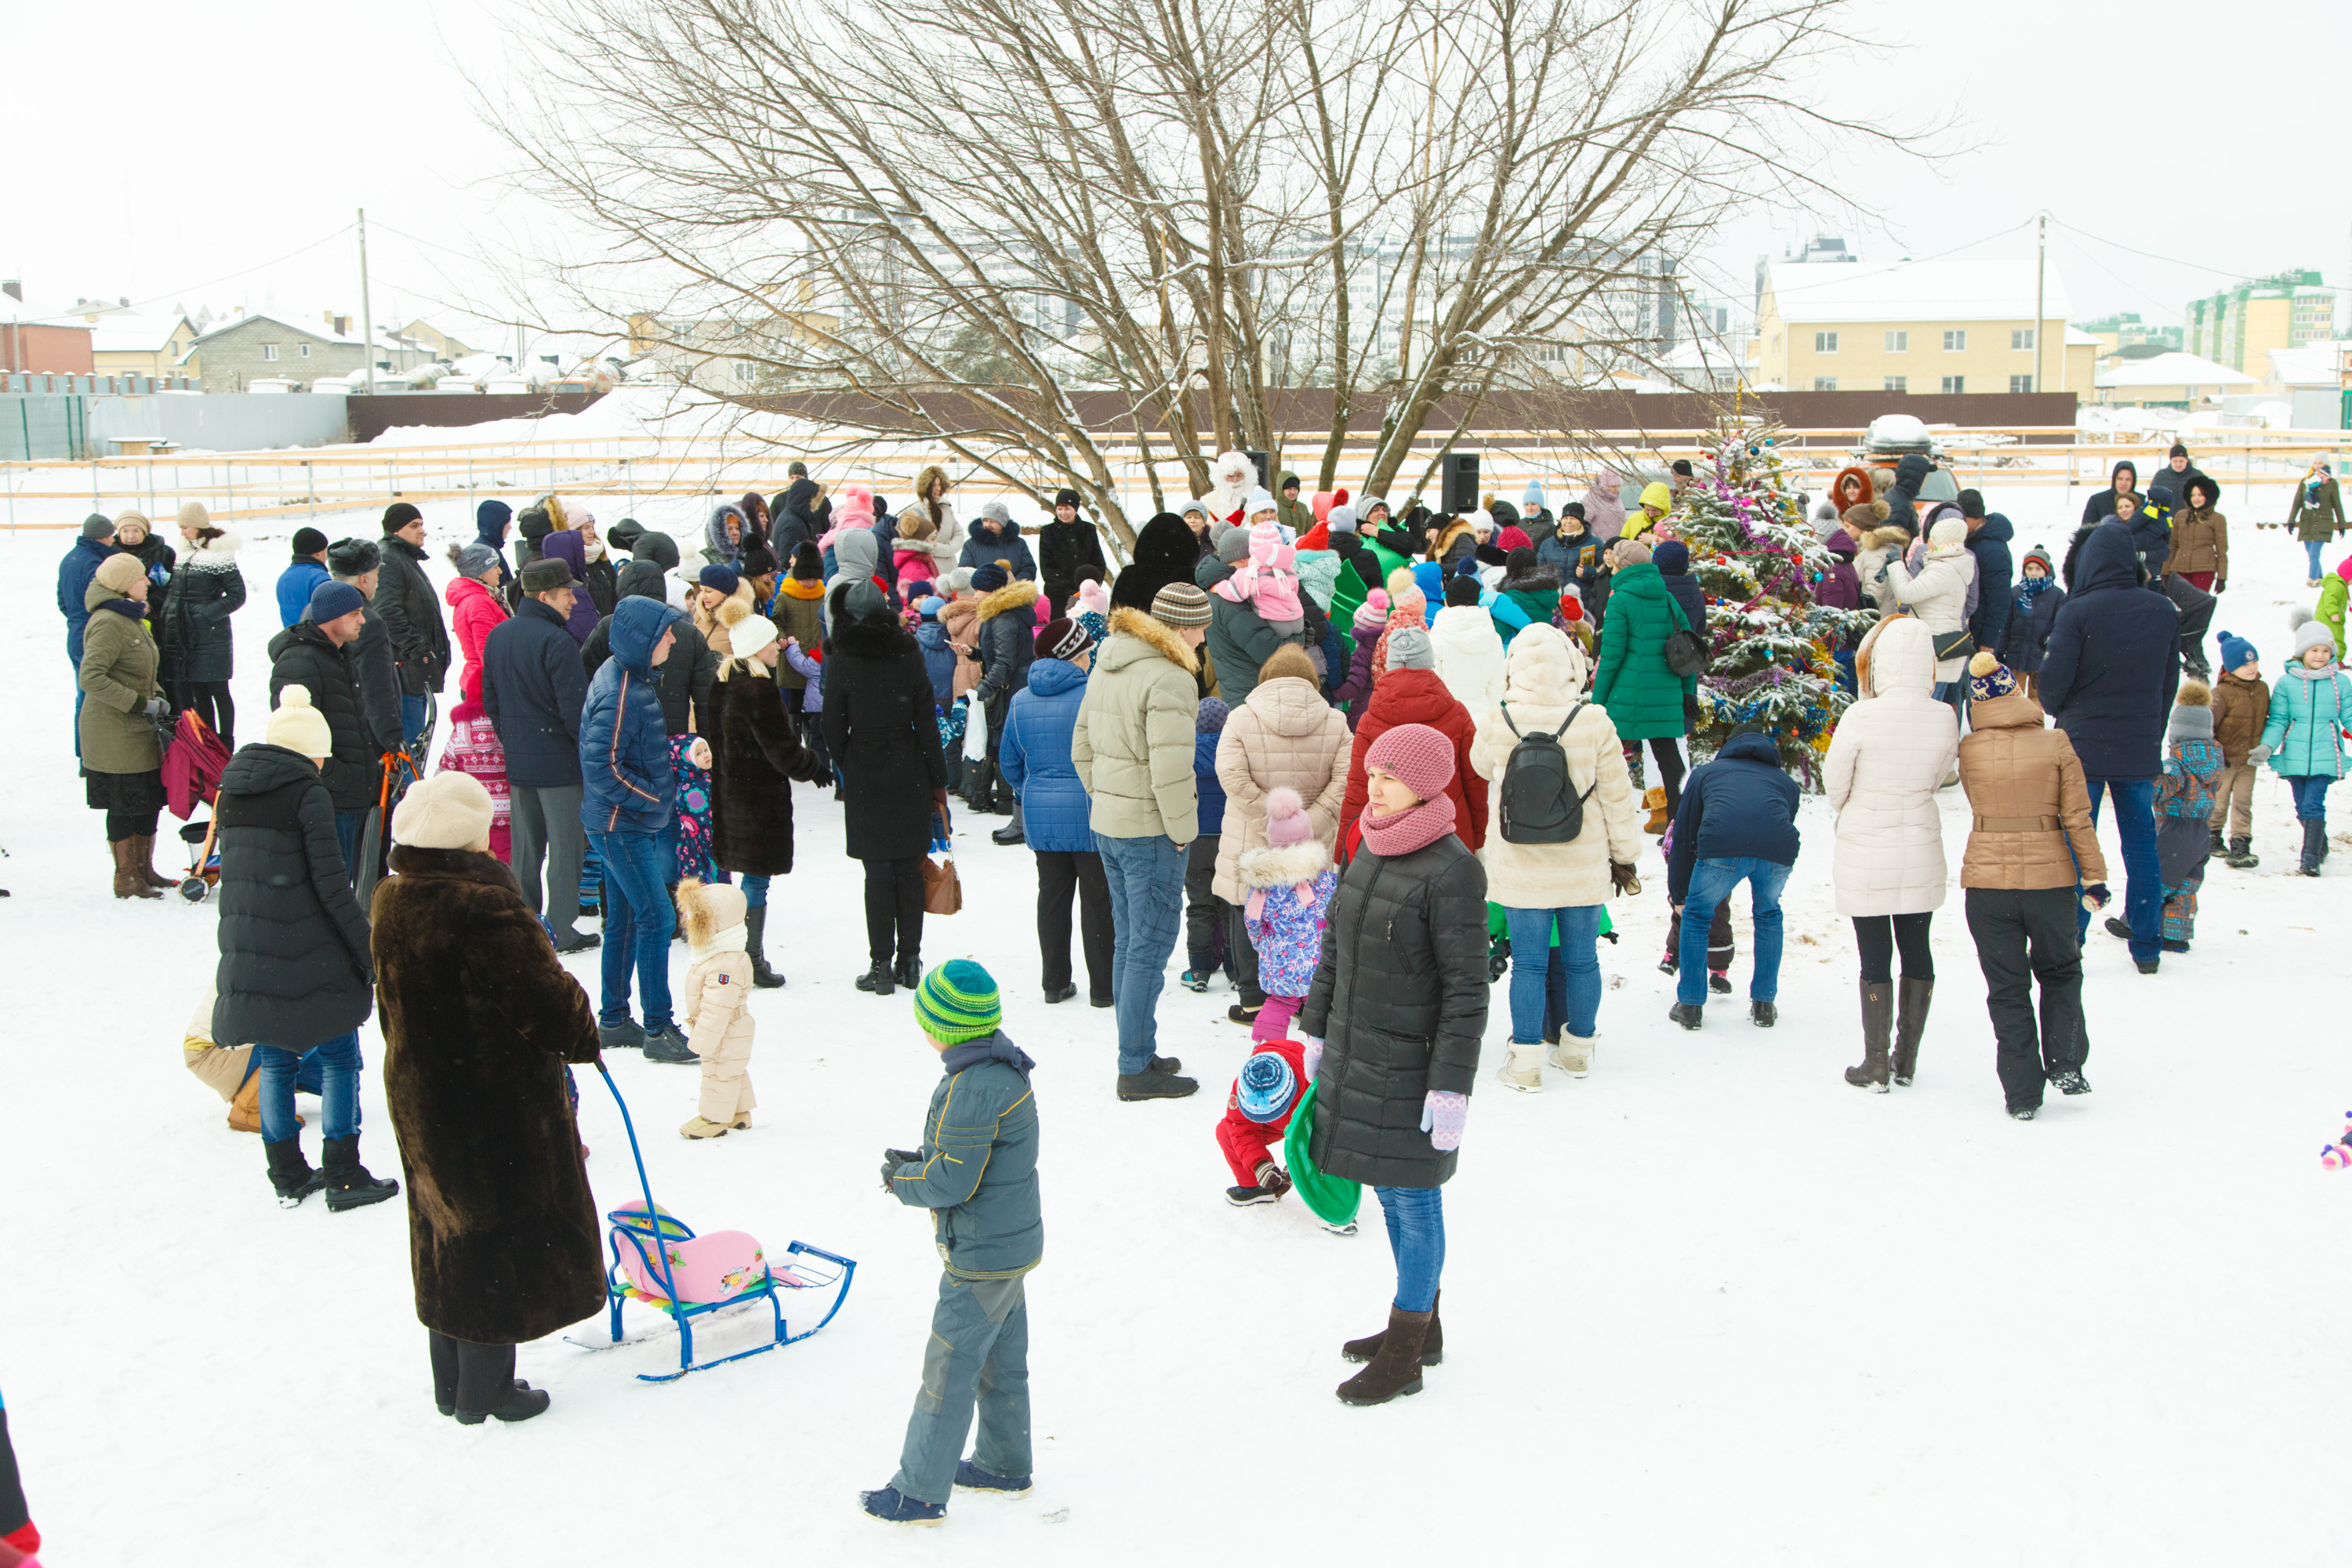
[
  {"xmin": 1236, "ymin": 837, "xmax": 1332, "ymax": 890},
  {"xmin": 975, "ymin": 578, "xmax": 1042, "ymax": 623},
  {"xmin": 1104, "ymin": 604, "xmax": 1198, "ymax": 675},
  {"xmin": 178, "ymin": 528, "xmax": 245, "ymax": 568}
]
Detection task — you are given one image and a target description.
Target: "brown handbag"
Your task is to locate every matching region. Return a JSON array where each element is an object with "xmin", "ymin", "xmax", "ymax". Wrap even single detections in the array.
[{"xmin": 922, "ymin": 851, "xmax": 963, "ymax": 916}]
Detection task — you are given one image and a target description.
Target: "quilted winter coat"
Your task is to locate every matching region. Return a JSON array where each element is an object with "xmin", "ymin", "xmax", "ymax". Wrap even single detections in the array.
[
  {"xmin": 1069, "ymin": 608, "xmax": 1200, "ymax": 843},
  {"xmin": 1956, "ymin": 688, "xmax": 2108, "ymax": 891},
  {"xmin": 1883, "ymin": 540, "xmax": 1977, "ymax": 684},
  {"xmin": 159, "ymin": 530, "xmax": 247, "ymax": 684},
  {"xmin": 1591, "ymin": 563, "xmax": 1693, "ymax": 741},
  {"xmin": 1211, "ymin": 674, "xmax": 1350, "ymax": 903},
  {"xmin": 1824, "ymin": 617, "xmax": 1959, "ymax": 917},
  {"xmin": 1299, "ymin": 832, "xmax": 1489, "ymax": 1189},
  {"xmin": 1428, "ymin": 604, "xmax": 1507, "ymax": 717},
  {"xmin": 212, "ymin": 743, "xmax": 374, "ymax": 1051},
  {"xmin": 445, "ymin": 574, "xmax": 507, "ymax": 703},
  {"xmin": 1338, "ymin": 669, "xmax": 1485, "ymax": 851},
  {"xmin": 1465, "ymin": 626, "xmax": 1642, "ymax": 909},
  {"xmin": 2259, "ymin": 662, "xmax": 2352, "ymax": 780},
  {"xmin": 78, "ymin": 588, "xmax": 165, "ymax": 776},
  {"xmin": 999, "ymin": 657, "xmax": 1097, "ymax": 854}
]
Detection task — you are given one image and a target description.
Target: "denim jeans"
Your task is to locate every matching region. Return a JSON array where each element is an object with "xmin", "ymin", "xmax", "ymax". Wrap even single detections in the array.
[
  {"xmin": 2081, "ymin": 778, "xmax": 2160, "ymax": 963},
  {"xmin": 398, "ymin": 691, "xmax": 434, "ymax": 784},
  {"xmin": 890, "ymin": 1272, "xmax": 1031, "ymax": 1506},
  {"xmin": 1504, "ymin": 905, "xmax": 1602, "ymax": 1042},
  {"xmin": 1095, "ymin": 832, "xmax": 1185, "ymax": 1074},
  {"xmin": 1678, "ymin": 857, "xmax": 1791, "ymax": 1004},
  {"xmin": 334, "ymin": 810, "xmax": 366, "ymax": 883},
  {"xmin": 2287, "ymin": 775, "xmax": 2335, "ymax": 820},
  {"xmin": 1374, "ymin": 1185, "xmax": 1446, "ymax": 1313},
  {"xmin": 256, "ymin": 1031, "xmax": 361, "ymax": 1143},
  {"xmin": 2307, "ymin": 540, "xmax": 2325, "ymax": 578},
  {"xmin": 587, "ymin": 828, "xmax": 675, "ymax": 1029},
  {"xmin": 741, "ymin": 873, "xmax": 770, "ymax": 909}
]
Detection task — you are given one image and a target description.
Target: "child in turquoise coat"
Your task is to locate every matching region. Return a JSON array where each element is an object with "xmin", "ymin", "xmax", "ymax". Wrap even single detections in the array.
[{"xmin": 2254, "ymin": 613, "xmax": 2352, "ymax": 877}]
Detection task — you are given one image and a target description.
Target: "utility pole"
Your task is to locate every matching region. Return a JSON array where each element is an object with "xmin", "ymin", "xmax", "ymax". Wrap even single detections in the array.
[
  {"xmin": 2034, "ymin": 212, "xmax": 2047, "ymax": 397},
  {"xmin": 357, "ymin": 208, "xmax": 377, "ymax": 394}
]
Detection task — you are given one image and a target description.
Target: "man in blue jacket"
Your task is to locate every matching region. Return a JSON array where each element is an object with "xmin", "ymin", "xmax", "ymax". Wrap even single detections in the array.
[
  {"xmin": 2036, "ymin": 521, "xmax": 2180, "ymax": 974},
  {"xmin": 59, "ymin": 514, "xmax": 115, "ymax": 751},
  {"xmin": 1665, "ymin": 724, "xmax": 1802, "ymax": 1029},
  {"xmin": 275, "ymin": 527, "xmax": 331, "ymax": 628},
  {"xmin": 485, "ymin": 557, "xmax": 597, "ymax": 954},
  {"xmin": 1959, "ymin": 491, "xmax": 2013, "ymax": 657},
  {"xmin": 579, "ymin": 595, "xmax": 688, "ymax": 1054},
  {"xmin": 863, "ymin": 960, "xmax": 1042, "ymax": 1527}
]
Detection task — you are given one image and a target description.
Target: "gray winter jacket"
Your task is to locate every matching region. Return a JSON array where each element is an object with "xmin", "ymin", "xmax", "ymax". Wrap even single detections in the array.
[{"xmin": 887, "ymin": 1034, "xmax": 1043, "ymax": 1279}]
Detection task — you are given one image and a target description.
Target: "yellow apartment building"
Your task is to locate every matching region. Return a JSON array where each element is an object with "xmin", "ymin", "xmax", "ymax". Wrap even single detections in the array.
[
  {"xmin": 1749, "ymin": 259, "xmax": 2083, "ymax": 397},
  {"xmin": 2185, "ymin": 270, "xmax": 2338, "ymax": 375}
]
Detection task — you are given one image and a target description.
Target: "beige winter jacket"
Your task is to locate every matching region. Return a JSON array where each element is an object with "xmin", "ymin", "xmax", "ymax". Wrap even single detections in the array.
[
  {"xmin": 1211, "ymin": 675, "xmax": 1349, "ymax": 903},
  {"xmin": 1956, "ymin": 690, "xmax": 2108, "ymax": 891},
  {"xmin": 1465, "ymin": 626, "xmax": 1642, "ymax": 909},
  {"xmin": 1883, "ymin": 541, "xmax": 1977, "ymax": 684},
  {"xmin": 1072, "ymin": 608, "xmax": 1200, "ymax": 843},
  {"xmin": 907, "ymin": 466, "xmax": 965, "ymax": 572},
  {"xmin": 938, "ymin": 597, "xmax": 983, "ymax": 699},
  {"xmin": 1824, "ymin": 617, "xmax": 1959, "ymax": 917}
]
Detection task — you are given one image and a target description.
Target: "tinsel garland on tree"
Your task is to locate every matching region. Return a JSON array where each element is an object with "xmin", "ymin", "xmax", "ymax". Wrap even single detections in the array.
[{"xmin": 1669, "ymin": 418, "xmax": 1877, "ymax": 787}]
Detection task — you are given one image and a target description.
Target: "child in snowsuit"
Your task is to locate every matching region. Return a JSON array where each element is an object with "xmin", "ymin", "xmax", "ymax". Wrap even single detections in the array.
[
  {"xmin": 2153, "ymin": 683, "xmax": 2221, "ymax": 950},
  {"xmin": 864, "ymin": 960, "xmax": 1040, "ymax": 1526},
  {"xmin": 1213, "ymin": 520, "xmax": 1306, "ymax": 637},
  {"xmin": 1657, "ymin": 818, "xmax": 1734, "ymax": 993},
  {"xmin": 1238, "ymin": 787, "xmax": 1338, "ymax": 1043},
  {"xmin": 1182, "ymin": 697, "xmax": 1233, "ymax": 991},
  {"xmin": 1217, "ymin": 1041, "xmax": 1306, "ymax": 1205},
  {"xmin": 676, "ymin": 880, "xmax": 757, "ymax": 1138},
  {"xmin": 667, "ymin": 734, "xmax": 720, "ymax": 884},
  {"xmin": 2255, "ymin": 613, "xmax": 2352, "ymax": 877},
  {"xmin": 2208, "ymin": 631, "xmax": 2270, "ymax": 867}
]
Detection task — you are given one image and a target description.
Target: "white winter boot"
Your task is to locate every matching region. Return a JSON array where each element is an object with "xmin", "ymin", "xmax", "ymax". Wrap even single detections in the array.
[
  {"xmin": 1497, "ymin": 1040, "xmax": 1545, "ymax": 1092},
  {"xmin": 1548, "ymin": 1031, "xmax": 1595, "ymax": 1079}
]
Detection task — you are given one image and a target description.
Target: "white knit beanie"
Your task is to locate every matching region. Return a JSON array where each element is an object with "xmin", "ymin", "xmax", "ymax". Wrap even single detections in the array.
[
  {"xmin": 391, "ymin": 771, "xmax": 495, "ymax": 851},
  {"xmin": 264, "ymin": 685, "xmax": 333, "ymax": 758}
]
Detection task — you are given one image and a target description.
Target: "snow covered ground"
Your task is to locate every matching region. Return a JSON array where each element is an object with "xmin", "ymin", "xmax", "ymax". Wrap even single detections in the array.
[{"xmin": 1, "ymin": 485, "xmax": 2346, "ymax": 1565}]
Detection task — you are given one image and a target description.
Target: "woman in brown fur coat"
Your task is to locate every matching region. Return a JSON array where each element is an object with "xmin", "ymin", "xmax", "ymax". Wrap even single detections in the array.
[{"xmin": 373, "ymin": 771, "xmax": 605, "ymax": 1425}]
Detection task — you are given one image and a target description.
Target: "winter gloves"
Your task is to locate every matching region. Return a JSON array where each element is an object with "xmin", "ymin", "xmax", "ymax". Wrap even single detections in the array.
[
  {"xmin": 1420, "ymin": 1091, "xmax": 1467, "ymax": 1152},
  {"xmin": 1610, "ymin": 860, "xmax": 1640, "ymax": 895},
  {"xmin": 1299, "ymin": 1036, "xmax": 1323, "ymax": 1081},
  {"xmin": 2248, "ymin": 743, "xmax": 2273, "ymax": 764},
  {"xmin": 143, "ymin": 697, "xmax": 170, "ymax": 720},
  {"xmin": 2080, "ymin": 883, "xmax": 2111, "ymax": 913},
  {"xmin": 880, "ymin": 1148, "xmax": 922, "ymax": 1191}
]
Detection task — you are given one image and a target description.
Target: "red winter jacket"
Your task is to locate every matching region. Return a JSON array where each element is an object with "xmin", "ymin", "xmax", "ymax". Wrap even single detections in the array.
[
  {"xmin": 446, "ymin": 575, "xmax": 510, "ymax": 703},
  {"xmin": 1338, "ymin": 667, "xmax": 1486, "ymax": 852}
]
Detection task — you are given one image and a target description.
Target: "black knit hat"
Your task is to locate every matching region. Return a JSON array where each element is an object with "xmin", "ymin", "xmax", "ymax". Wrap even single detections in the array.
[
  {"xmin": 1443, "ymin": 575, "xmax": 1483, "ymax": 606},
  {"xmin": 381, "ymin": 502, "xmax": 423, "ymax": 534},
  {"xmin": 292, "ymin": 526, "xmax": 328, "ymax": 555},
  {"xmin": 789, "ymin": 541, "xmax": 823, "ymax": 580},
  {"xmin": 1054, "ymin": 488, "xmax": 1080, "ymax": 510}
]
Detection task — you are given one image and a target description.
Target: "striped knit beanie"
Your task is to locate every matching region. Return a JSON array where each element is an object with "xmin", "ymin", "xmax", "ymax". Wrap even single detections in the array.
[{"xmin": 913, "ymin": 959, "xmax": 1003, "ymax": 1044}]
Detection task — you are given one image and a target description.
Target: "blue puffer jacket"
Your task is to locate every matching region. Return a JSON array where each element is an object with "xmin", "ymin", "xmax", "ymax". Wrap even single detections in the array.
[
  {"xmin": 1195, "ymin": 728, "xmax": 1228, "ymax": 834},
  {"xmin": 579, "ymin": 597, "xmax": 684, "ymax": 834},
  {"xmin": 2038, "ymin": 522, "xmax": 2180, "ymax": 780},
  {"xmin": 915, "ymin": 619, "xmax": 956, "ymax": 707},
  {"xmin": 1664, "ymin": 729, "xmax": 1802, "ymax": 902},
  {"xmin": 998, "ymin": 658, "xmax": 1094, "ymax": 852},
  {"xmin": 275, "ymin": 557, "xmax": 329, "ymax": 628},
  {"xmin": 58, "ymin": 535, "xmax": 114, "ymax": 662}
]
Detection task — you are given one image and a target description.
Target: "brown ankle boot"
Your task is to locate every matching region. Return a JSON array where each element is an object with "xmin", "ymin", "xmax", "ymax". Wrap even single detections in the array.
[
  {"xmin": 1338, "ymin": 1307, "xmax": 1434, "ymax": 1405},
  {"xmin": 134, "ymin": 833, "xmax": 176, "ymax": 888},
  {"xmin": 1341, "ymin": 1288, "xmax": 1443, "ymax": 1366},
  {"xmin": 112, "ymin": 839, "xmax": 162, "ymax": 899}
]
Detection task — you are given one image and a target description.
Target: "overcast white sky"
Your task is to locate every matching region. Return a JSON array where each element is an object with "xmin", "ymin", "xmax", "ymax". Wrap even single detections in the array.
[{"xmin": 5, "ymin": 0, "xmax": 2347, "ymax": 339}]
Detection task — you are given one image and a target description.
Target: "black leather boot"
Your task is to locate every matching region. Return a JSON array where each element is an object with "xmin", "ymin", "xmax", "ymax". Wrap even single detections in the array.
[
  {"xmin": 1844, "ymin": 978, "xmax": 1893, "ymax": 1091},
  {"xmin": 320, "ymin": 1134, "xmax": 400, "ymax": 1212},
  {"xmin": 266, "ymin": 1137, "xmax": 324, "ymax": 1208},
  {"xmin": 1892, "ymin": 976, "xmax": 1933, "ymax": 1086},
  {"xmin": 745, "ymin": 906, "xmax": 784, "ymax": 987}
]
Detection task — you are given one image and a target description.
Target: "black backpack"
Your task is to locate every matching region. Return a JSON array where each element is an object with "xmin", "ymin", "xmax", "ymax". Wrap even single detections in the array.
[
  {"xmin": 1662, "ymin": 592, "xmax": 1709, "ymax": 678},
  {"xmin": 1497, "ymin": 701, "xmax": 1597, "ymax": 845}
]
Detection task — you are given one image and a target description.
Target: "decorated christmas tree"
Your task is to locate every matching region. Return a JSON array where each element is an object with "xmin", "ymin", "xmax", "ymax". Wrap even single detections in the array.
[{"xmin": 1668, "ymin": 416, "xmax": 1877, "ymax": 786}]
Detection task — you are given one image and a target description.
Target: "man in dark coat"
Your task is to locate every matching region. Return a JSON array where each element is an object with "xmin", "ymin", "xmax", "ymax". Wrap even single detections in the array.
[
  {"xmin": 579, "ymin": 597, "xmax": 688, "ymax": 1056},
  {"xmin": 2036, "ymin": 521, "xmax": 2179, "ymax": 971},
  {"xmin": 325, "ymin": 537, "xmax": 407, "ymax": 760},
  {"xmin": 1959, "ymin": 491, "xmax": 2014, "ymax": 656},
  {"xmin": 1664, "ymin": 725, "xmax": 1801, "ymax": 1028},
  {"xmin": 378, "ymin": 503, "xmax": 453, "ymax": 778},
  {"xmin": 267, "ymin": 582, "xmax": 379, "ymax": 875},
  {"xmin": 772, "ymin": 462, "xmax": 822, "ymax": 560},
  {"xmin": 58, "ymin": 514, "xmax": 115, "ymax": 752},
  {"xmin": 212, "ymin": 693, "xmax": 394, "ymax": 1212},
  {"xmin": 484, "ymin": 557, "xmax": 597, "ymax": 953},
  {"xmin": 374, "ymin": 770, "xmax": 603, "ymax": 1425},
  {"xmin": 1109, "ymin": 512, "xmax": 1206, "ymax": 614},
  {"xmin": 960, "ymin": 502, "xmax": 1038, "ymax": 580},
  {"xmin": 472, "ymin": 499, "xmax": 516, "ymax": 603},
  {"xmin": 1036, "ymin": 489, "xmax": 1108, "ymax": 612},
  {"xmin": 584, "ymin": 531, "xmax": 714, "ymax": 735},
  {"xmin": 1651, "ymin": 540, "xmax": 1707, "ymax": 634},
  {"xmin": 824, "ymin": 582, "xmax": 952, "ymax": 995}
]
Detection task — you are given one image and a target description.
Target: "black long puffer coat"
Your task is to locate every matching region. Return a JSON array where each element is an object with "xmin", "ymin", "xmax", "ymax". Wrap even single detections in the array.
[
  {"xmin": 267, "ymin": 622, "xmax": 378, "ymax": 813},
  {"xmin": 1300, "ymin": 832, "xmax": 1489, "ymax": 1189},
  {"xmin": 212, "ymin": 743, "xmax": 373, "ymax": 1051},
  {"xmin": 161, "ymin": 532, "xmax": 247, "ymax": 684},
  {"xmin": 821, "ymin": 608, "xmax": 948, "ymax": 861},
  {"xmin": 376, "ymin": 535, "xmax": 452, "ymax": 695}
]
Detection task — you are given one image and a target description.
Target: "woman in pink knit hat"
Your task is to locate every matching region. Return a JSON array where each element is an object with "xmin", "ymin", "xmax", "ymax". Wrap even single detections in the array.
[{"xmin": 1298, "ymin": 721, "xmax": 1488, "ymax": 1409}]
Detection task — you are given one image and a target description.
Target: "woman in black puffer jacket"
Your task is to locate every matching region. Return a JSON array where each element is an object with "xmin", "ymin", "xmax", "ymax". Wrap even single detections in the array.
[
  {"xmin": 1300, "ymin": 720, "xmax": 1487, "ymax": 1408},
  {"xmin": 162, "ymin": 506, "xmax": 247, "ymax": 746}
]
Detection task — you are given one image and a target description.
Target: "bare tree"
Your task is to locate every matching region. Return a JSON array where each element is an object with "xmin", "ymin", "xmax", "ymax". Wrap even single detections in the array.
[{"xmin": 488, "ymin": 0, "xmax": 1925, "ymax": 546}]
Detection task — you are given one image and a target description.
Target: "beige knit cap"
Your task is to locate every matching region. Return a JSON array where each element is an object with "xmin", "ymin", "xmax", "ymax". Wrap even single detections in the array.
[
  {"xmin": 264, "ymin": 685, "xmax": 333, "ymax": 758},
  {"xmin": 391, "ymin": 770, "xmax": 496, "ymax": 851}
]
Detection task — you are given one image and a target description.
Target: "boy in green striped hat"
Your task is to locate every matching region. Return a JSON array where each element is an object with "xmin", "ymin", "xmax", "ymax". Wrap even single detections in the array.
[{"xmin": 861, "ymin": 960, "xmax": 1045, "ymax": 1527}]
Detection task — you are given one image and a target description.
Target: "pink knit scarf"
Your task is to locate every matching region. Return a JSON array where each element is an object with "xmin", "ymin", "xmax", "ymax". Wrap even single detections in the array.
[{"xmin": 1359, "ymin": 790, "xmax": 1457, "ymax": 857}]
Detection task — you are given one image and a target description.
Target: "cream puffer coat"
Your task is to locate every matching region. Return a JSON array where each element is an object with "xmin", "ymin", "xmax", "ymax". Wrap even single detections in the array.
[
  {"xmin": 1211, "ymin": 675, "xmax": 1349, "ymax": 903},
  {"xmin": 1882, "ymin": 533, "xmax": 1978, "ymax": 684},
  {"xmin": 1428, "ymin": 603, "xmax": 1507, "ymax": 717},
  {"xmin": 1824, "ymin": 616, "xmax": 1960, "ymax": 917},
  {"xmin": 1465, "ymin": 625, "xmax": 1643, "ymax": 909}
]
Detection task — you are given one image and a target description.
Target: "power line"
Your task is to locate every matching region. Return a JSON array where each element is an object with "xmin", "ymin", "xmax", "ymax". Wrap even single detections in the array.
[
  {"xmin": 90, "ymin": 226, "xmax": 356, "ymax": 318},
  {"xmin": 2047, "ymin": 218, "xmax": 2251, "ymax": 283}
]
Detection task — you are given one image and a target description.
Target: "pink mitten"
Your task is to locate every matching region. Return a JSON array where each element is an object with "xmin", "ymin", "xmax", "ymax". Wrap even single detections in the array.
[
  {"xmin": 1420, "ymin": 1091, "xmax": 1468, "ymax": 1152},
  {"xmin": 1299, "ymin": 1036, "xmax": 1323, "ymax": 1082}
]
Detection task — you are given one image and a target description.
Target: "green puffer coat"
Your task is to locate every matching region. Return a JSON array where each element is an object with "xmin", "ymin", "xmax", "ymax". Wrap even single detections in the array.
[
  {"xmin": 2260, "ymin": 663, "xmax": 2351, "ymax": 780},
  {"xmin": 78, "ymin": 583, "xmax": 164, "ymax": 775},
  {"xmin": 1592, "ymin": 563, "xmax": 1694, "ymax": 741}
]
